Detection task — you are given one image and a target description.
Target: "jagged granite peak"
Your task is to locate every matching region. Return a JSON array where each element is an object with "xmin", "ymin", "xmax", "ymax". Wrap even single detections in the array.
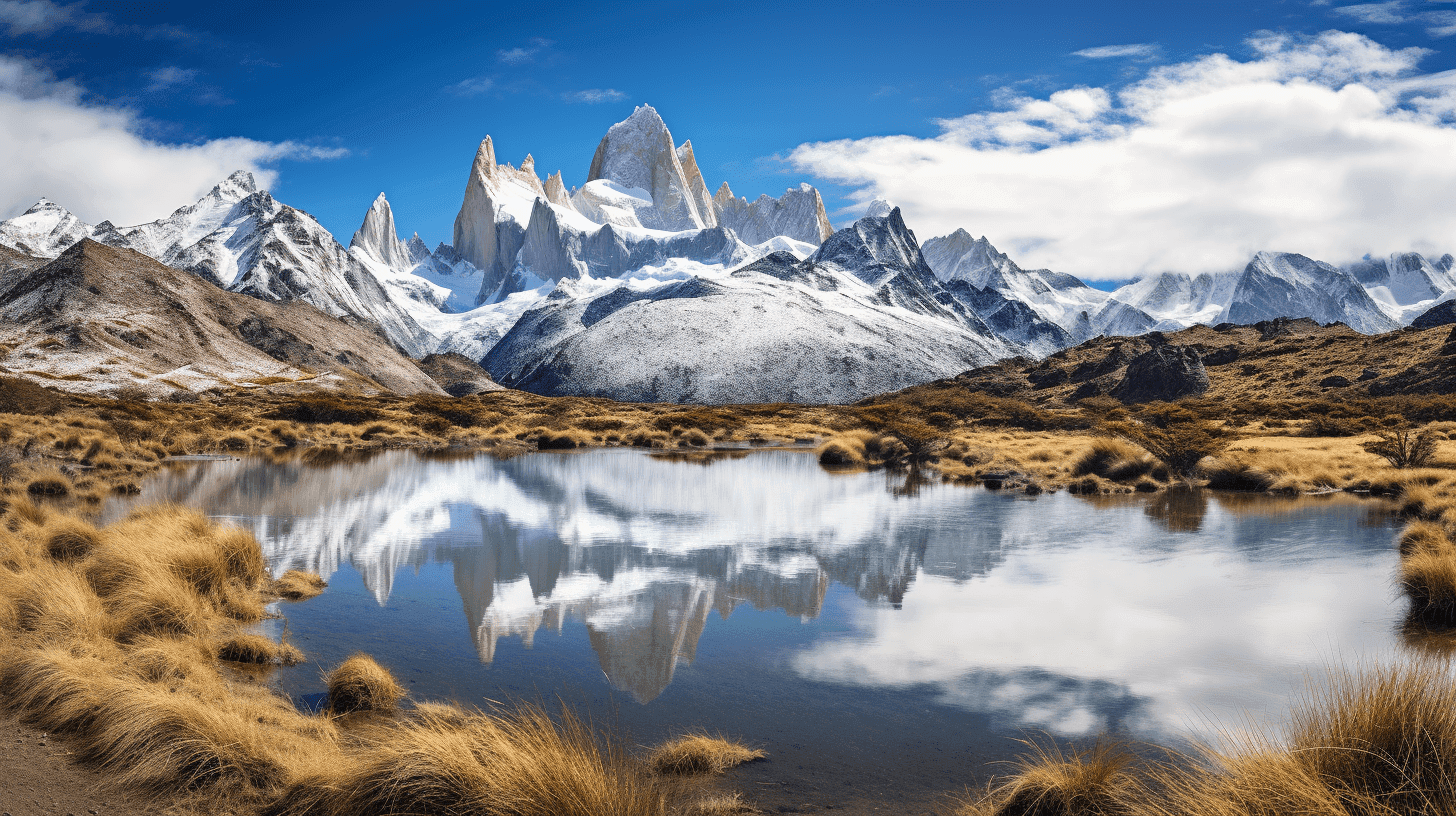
[
  {"xmin": 406, "ymin": 233, "xmax": 431, "ymax": 264},
  {"xmin": 714, "ymin": 182, "xmax": 832, "ymax": 246},
  {"xmin": 517, "ymin": 197, "xmax": 588, "ymax": 284},
  {"xmin": 1220, "ymin": 251, "xmax": 1399, "ymax": 335},
  {"xmin": 585, "ymin": 104, "xmax": 706, "ymax": 231},
  {"xmin": 349, "ymin": 193, "xmax": 415, "ymax": 270},
  {"xmin": 674, "ymin": 140, "xmax": 718, "ymax": 229},
  {"xmin": 543, "ymin": 171, "xmax": 576, "ymax": 211}
]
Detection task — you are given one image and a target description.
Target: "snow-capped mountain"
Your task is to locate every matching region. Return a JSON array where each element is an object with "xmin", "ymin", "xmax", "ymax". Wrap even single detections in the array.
[
  {"xmin": 0, "ymin": 171, "xmax": 435, "ymax": 357},
  {"xmin": 1347, "ymin": 251, "xmax": 1456, "ymax": 324},
  {"xmin": 921, "ymin": 228, "xmax": 1121, "ymax": 345},
  {"xmin": 1215, "ymin": 252, "xmax": 1399, "ymax": 335},
  {"xmin": 482, "ymin": 209, "xmax": 1015, "ymax": 403}
]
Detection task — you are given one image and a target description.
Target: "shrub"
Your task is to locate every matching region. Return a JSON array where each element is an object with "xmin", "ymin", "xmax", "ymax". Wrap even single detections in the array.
[
  {"xmin": 1105, "ymin": 418, "xmax": 1227, "ymax": 479},
  {"xmin": 1202, "ymin": 459, "xmax": 1276, "ymax": 492},
  {"xmin": 270, "ymin": 570, "xmax": 327, "ymax": 601},
  {"xmin": 1364, "ymin": 428, "xmax": 1439, "ymax": 469}
]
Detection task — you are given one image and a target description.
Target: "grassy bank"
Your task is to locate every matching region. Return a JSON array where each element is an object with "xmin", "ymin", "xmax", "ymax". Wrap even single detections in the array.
[
  {"xmin": 959, "ymin": 660, "xmax": 1456, "ymax": 816},
  {"xmin": 0, "ymin": 499, "xmax": 763, "ymax": 815},
  {"xmin": 7, "ymin": 377, "xmax": 1456, "ymax": 812}
]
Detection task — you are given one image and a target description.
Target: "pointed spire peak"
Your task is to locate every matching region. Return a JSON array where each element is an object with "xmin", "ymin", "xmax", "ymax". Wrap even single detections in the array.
[
  {"xmin": 714, "ymin": 181, "xmax": 734, "ymax": 199},
  {"xmin": 225, "ymin": 169, "xmax": 257, "ymax": 191},
  {"xmin": 471, "ymin": 135, "xmax": 497, "ymax": 181},
  {"xmin": 23, "ymin": 198, "xmax": 66, "ymax": 215},
  {"xmin": 521, "ymin": 153, "xmax": 535, "ymax": 172}
]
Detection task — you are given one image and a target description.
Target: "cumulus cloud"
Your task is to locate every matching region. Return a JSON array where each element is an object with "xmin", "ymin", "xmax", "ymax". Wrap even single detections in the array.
[
  {"xmin": 0, "ymin": 55, "xmax": 345, "ymax": 224},
  {"xmin": 788, "ymin": 31, "xmax": 1456, "ymax": 279},
  {"xmin": 564, "ymin": 88, "xmax": 626, "ymax": 104},
  {"xmin": 1073, "ymin": 43, "xmax": 1160, "ymax": 59}
]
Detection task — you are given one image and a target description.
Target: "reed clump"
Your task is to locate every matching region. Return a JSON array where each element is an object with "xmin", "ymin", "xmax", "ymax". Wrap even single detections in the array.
[{"xmin": 648, "ymin": 732, "xmax": 765, "ymax": 776}]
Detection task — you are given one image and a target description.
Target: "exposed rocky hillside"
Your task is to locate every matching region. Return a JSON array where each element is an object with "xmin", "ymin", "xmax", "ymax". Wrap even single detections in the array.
[
  {"xmin": 884, "ymin": 317, "xmax": 1455, "ymax": 408},
  {"xmin": 0, "ymin": 240, "xmax": 443, "ymax": 396}
]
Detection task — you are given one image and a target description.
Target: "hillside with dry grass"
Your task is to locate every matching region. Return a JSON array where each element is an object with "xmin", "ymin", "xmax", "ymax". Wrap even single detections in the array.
[{"xmin": 0, "ymin": 240, "xmax": 443, "ymax": 397}]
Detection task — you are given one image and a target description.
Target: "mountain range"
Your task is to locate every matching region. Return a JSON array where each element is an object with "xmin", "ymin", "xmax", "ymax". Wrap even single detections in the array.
[{"xmin": 2, "ymin": 104, "xmax": 1454, "ymax": 403}]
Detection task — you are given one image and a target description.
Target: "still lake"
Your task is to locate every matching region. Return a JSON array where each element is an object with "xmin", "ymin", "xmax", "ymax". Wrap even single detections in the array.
[{"xmin": 105, "ymin": 447, "xmax": 1409, "ymax": 809}]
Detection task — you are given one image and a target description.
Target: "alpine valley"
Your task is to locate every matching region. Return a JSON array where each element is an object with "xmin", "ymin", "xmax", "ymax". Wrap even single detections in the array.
[{"xmin": 3, "ymin": 104, "xmax": 1455, "ymax": 403}]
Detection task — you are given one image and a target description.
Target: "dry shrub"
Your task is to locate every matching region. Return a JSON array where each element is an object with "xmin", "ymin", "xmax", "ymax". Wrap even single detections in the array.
[
  {"xmin": 1365, "ymin": 428, "xmax": 1439, "ymax": 469},
  {"xmin": 267, "ymin": 703, "xmax": 666, "ymax": 816},
  {"xmin": 271, "ymin": 569, "xmax": 327, "ymax": 601},
  {"xmin": 0, "ymin": 376, "xmax": 64, "ymax": 414},
  {"xmin": 327, "ymin": 654, "xmax": 404, "ymax": 714},
  {"xmin": 680, "ymin": 428, "xmax": 711, "ymax": 448},
  {"xmin": 648, "ymin": 732, "xmax": 764, "ymax": 776},
  {"xmin": 957, "ymin": 740, "xmax": 1134, "ymax": 816},
  {"xmin": 817, "ymin": 436, "xmax": 866, "ymax": 467}
]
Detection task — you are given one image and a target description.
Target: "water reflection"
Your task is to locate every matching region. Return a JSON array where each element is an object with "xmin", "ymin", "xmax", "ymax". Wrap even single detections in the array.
[{"xmin": 108, "ymin": 449, "xmax": 1405, "ymax": 738}]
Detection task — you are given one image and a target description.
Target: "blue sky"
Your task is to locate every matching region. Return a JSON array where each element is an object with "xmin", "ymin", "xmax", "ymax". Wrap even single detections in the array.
[{"xmin": 7, "ymin": 0, "xmax": 1456, "ymax": 279}]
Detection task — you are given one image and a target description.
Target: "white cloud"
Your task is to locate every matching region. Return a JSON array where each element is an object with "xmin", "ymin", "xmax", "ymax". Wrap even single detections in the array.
[
  {"xmin": 0, "ymin": 0, "xmax": 105, "ymax": 37},
  {"xmin": 1333, "ymin": 1, "xmax": 1408, "ymax": 23},
  {"xmin": 788, "ymin": 31, "xmax": 1456, "ymax": 279},
  {"xmin": 447, "ymin": 76, "xmax": 495, "ymax": 96},
  {"xmin": 1073, "ymin": 43, "xmax": 1160, "ymax": 59},
  {"xmin": 145, "ymin": 65, "xmax": 198, "ymax": 91},
  {"xmin": 0, "ymin": 56, "xmax": 345, "ymax": 224},
  {"xmin": 564, "ymin": 88, "xmax": 626, "ymax": 104},
  {"xmin": 496, "ymin": 37, "xmax": 551, "ymax": 65}
]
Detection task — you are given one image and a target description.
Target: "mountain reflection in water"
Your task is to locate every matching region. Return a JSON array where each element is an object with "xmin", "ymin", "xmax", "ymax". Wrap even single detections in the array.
[{"xmin": 107, "ymin": 448, "xmax": 1405, "ymax": 740}]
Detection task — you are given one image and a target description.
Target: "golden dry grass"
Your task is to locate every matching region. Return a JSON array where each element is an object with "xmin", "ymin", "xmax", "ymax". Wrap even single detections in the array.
[
  {"xmin": 0, "ymin": 501, "xmax": 752, "ymax": 816},
  {"xmin": 956, "ymin": 740, "xmax": 1135, "ymax": 816},
  {"xmin": 270, "ymin": 569, "xmax": 327, "ymax": 601},
  {"xmin": 267, "ymin": 703, "xmax": 668, "ymax": 816},
  {"xmin": 959, "ymin": 660, "xmax": 1456, "ymax": 816},
  {"xmin": 326, "ymin": 654, "xmax": 403, "ymax": 714},
  {"xmin": 647, "ymin": 732, "xmax": 765, "ymax": 776}
]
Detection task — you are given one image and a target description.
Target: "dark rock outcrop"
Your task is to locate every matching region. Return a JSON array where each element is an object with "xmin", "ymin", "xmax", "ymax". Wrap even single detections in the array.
[
  {"xmin": 1411, "ymin": 300, "xmax": 1456, "ymax": 329},
  {"xmin": 1110, "ymin": 345, "xmax": 1210, "ymax": 403}
]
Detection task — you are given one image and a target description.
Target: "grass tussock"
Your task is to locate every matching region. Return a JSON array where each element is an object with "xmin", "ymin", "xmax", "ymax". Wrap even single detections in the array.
[
  {"xmin": 647, "ymin": 732, "xmax": 765, "ymax": 776},
  {"xmin": 267, "ymin": 703, "xmax": 668, "ymax": 816},
  {"xmin": 958, "ymin": 660, "xmax": 1456, "ymax": 816},
  {"xmin": 956, "ymin": 740, "xmax": 1135, "ymax": 816},
  {"xmin": 270, "ymin": 569, "xmax": 327, "ymax": 601},
  {"xmin": 217, "ymin": 633, "xmax": 303, "ymax": 666},
  {"xmin": 326, "ymin": 653, "xmax": 404, "ymax": 714}
]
